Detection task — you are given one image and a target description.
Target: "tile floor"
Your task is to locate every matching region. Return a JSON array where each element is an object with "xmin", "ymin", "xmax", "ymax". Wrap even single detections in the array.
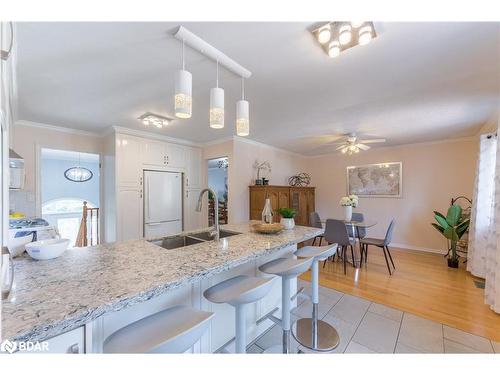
[{"xmin": 245, "ymin": 280, "xmax": 500, "ymax": 354}]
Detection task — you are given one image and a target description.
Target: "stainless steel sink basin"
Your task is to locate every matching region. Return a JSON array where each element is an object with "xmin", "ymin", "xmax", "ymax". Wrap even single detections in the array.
[
  {"xmin": 149, "ymin": 236, "xmax": 205, "ymax": 250},
  {"xmin": 148, "ymin": 230, "xmax": 242, "ymax": 250},
  {"xmin": 189, "ymin": 230, "xmax": 242, "ymax": 241}
]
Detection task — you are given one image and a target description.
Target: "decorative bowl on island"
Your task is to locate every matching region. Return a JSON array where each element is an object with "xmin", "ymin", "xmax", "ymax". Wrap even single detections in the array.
[
  {"xmin": 25, "ymin": 238, "xmax": 71, "ymax": 260},
  {"xmin": 252, "ymin": 223, "xmax": 284, "ymax": 234}
]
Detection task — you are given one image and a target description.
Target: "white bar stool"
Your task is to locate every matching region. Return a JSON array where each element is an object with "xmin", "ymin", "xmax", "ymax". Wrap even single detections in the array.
[
  {"xmin": 292, "ymin": 244, "xmax": 340, "ymax": 352},
  {"xmin": 103, "ymin": 305, "xmax": 214, "ymax": 353},
  {"xmin": 258, "ymin": 256, "xmax": 314, "ymax": 353},
  {"xmin": 203, "ymin": 275, "xmax": 274, "ymax": 353}
]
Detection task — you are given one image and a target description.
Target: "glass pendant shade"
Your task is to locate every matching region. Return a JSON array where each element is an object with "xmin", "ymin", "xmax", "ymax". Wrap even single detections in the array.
[
  {"xmin": 174, "ymin": 69, "xmax": 192, "ymax": 119},
  {"xmin": 317, "ymin": 25, "xmax": 331, "ymax": 44},
  {"xmin": 236, "ymin": 99, "xmax": 249, "ymax": 136},
  {"xmin": 64, "ymin": 167, "xmax": 93, "ymax": 182},
  {"xmin": 209, "ymin": 87, "xmax": 224, "ymax": 129},
  {"xmin": 339, "ymin": 24, "xmax": 352, "ymax": 45},
  {"xmin": 358, "ymin": 26, "xmax": 373, "ymax": 46}
]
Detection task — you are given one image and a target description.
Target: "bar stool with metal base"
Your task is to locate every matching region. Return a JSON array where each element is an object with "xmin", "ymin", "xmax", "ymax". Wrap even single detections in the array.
[
  {"xmin": 292, "ymin": 244, "xmax": 340, "ymax": 352},
  {"xmin": 203, "ymin": 275, "xmax": 274, "ymax": 353},
  {"xmin": 258, "ymin": 256, "xmax": 314, "ymax": 353},
  {"xmin": 103, "ymin": 305, "xmax": 214, "ymax": 353}
]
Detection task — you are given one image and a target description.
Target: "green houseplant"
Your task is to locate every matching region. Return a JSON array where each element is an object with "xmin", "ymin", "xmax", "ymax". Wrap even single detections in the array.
[
  {"xmin": 277, "ymin": 207, "xmax": 296, "ymax": 230},
  {"xmin": 431, "ymin": 204, "xmax": 470, "ymax": 268}
]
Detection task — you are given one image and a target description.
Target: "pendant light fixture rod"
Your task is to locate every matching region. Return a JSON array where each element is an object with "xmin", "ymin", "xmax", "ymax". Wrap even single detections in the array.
[
  {"xmin": 173, "ymin": 26, "xmax": 252, "ymax": 79},
  {"xmin": 216, "ymin": 60, "xmax": 219, "ymax": 88},
  {"xmin": 182, "ymin": 38, "xmax": 185, "ymax": 70},
  {"xmin": 241, "ymin": 77, "xmax": 245, "ymax": 100}
]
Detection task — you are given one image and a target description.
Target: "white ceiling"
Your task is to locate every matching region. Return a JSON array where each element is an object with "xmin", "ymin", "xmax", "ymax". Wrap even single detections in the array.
[{"xmin": 16, "ymin": 22, "xmax": 500, "ymax": 155}]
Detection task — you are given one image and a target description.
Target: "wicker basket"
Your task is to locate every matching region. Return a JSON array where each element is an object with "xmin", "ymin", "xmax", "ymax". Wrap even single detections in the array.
[{"xmin": 252, "ymin": 223, "xmax": 284, "ymax": 234}]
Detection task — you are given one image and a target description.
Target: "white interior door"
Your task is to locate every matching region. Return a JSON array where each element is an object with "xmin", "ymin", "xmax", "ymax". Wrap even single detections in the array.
[{"xmin": 144, "ymin": 171, "xmax": 182, "ymax": 223}]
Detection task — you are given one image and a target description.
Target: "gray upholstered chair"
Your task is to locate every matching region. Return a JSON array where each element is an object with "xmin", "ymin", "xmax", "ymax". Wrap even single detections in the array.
[
  {"xmin": 347, "ymin": 212, "xmax": 367, "ymax": 239},
  {"xmin": 360, "ymin": 219, "xmax": 396, "ymax": 275},
  {"xmin": 309, "ymin": 212, "xmax": 325, "ymax": 246},
  {"xmin": 322, "ymin": 219, "xmax": 356, "ymax": 274}
]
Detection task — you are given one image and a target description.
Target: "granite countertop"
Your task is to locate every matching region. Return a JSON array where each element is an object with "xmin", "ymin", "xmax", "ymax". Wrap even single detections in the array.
[{"xmin": 1, "ymin": 222, "xmax": 322, "ymax": 342}]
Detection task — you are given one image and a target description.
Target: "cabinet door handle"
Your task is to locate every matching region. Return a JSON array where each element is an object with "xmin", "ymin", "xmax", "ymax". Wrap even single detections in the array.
[
  {"xmin": 139, "ymin": 176, "xmax": 143, "ymax": 186},
  {"xmin": 69, "ymin": 343, "xmax": 79, "ymax": 354}
]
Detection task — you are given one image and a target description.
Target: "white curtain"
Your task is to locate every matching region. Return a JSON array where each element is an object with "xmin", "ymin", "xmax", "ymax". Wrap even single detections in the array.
[
  {"xmin": 468, "ymin": 134, "xmax": 497, "ymax": 278},
  {"xmin": 468, "ymin": 131, "xmax": 500, "ymax": 313}
]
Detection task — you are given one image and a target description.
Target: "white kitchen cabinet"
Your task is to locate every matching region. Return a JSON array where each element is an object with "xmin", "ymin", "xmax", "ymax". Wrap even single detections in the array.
[
  {"xmin": 142, "ymin": 139, "xmax": 186, "ymax": 169},
  {"xmin": 165, "ymin": 143, "xmax": 186, "ymax": 168},
  {"xmin": 117, "ymin": 187, "xmax": 143, "ymax": 240},
  {"xmin": 185, "ymin": 147, "xmax": 202, "ymax": 189},
  {"xmin": 116, "ymin": 134, "xmax": 143, "ymax": 186},
  {"xmin": 142, "ymin": 139, "xmax": 166, "ymax": 167},
  {"xmin": 42, "ymin": 326, "xmax": 85, "ymax": 354},
  {"xmin": 184, "ymin": 189, "xmax": 203, "ymax": 231}
]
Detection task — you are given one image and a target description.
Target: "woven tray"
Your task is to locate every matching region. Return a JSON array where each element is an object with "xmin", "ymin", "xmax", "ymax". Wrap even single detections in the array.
[{"xmin": 252, "ymin": 223, "xmax": 284, "ymax": 234}]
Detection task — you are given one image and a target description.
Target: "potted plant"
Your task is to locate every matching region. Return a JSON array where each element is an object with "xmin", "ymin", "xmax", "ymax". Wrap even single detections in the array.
[
  {"xmin": 277, "ymin": 207, "xmax": 296, "ymax": 230},
  {"xmin": 431, "ymin": 204, "xmax": 470, "ymax": 268},
  {"xmin": 339, "ymin": 194, "xmax": 359, "ymax": 222}
]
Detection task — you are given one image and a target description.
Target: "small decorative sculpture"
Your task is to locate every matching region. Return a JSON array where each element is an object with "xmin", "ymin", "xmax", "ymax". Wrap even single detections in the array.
[
  {"xmin": 288, "ymin": 173, "xmax": 311, "ymax": 187},
  {"xmin": 254, "ymin": 161, "xmax": 272, "ymax": 185}
]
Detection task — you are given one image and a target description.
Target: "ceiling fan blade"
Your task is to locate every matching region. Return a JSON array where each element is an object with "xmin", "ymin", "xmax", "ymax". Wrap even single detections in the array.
[
  {"xmin": 336, "ymin": 145, "xmax": 347, "ymax": 150},
  {"xmin": 357, "ymin": 143, "xmax": 371, "ymax": 150},
  {"xmin": 359, "ymin": 138, "xmax": 386, "ymax": 144}
]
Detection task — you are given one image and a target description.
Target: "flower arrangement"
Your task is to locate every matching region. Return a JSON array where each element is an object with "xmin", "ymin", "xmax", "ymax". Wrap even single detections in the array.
[{"xmin": 339, "ymin": 195, "xmax": 359, "ymax": 207}]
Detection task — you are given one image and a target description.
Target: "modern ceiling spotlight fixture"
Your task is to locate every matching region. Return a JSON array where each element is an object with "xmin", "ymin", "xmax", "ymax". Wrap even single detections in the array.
[
  {"xmin": 236, "ymin": 77, "xmax": 249, "ymax": 136},
  {"xmin": 328, "ymin": 41, "xmax": 341, "ymax": 58},
  {"xmin": 338, "ymin": 24, "xmax": 352, "ymax": 45},
  {"xmin": 311, "ymin": 22, "xmax": 377, "ymax": 58},
  {"xmin": 209, "ymin": 60, "xmax": 224, "ymax": 129},
  {"xmin": 316, "ymin": 24, "xmax": 331, "ymax": 44},
  {"xmin": 138, "ymin": 112, "xmax": 174, "ymax": 129},
  {"xmin": 174, "ymin": 39, "xmax": 192, "ymax": 119}
]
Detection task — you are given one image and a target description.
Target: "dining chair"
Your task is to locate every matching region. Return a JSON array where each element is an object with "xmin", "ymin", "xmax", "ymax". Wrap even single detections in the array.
[
  {"xmin": 322, "ymin": 219, "xmax": 356, "ymax": 274},
  {"xmin": 347, "ymin": 212, "xmax": 367, "ymax": 240},
  {"xmin": 309, "ymin": 212, "xmax": 325, "ymax": 246},
  {"xmin": 360, "ymin": 219, "xmax": 396, "ymax": 275}
]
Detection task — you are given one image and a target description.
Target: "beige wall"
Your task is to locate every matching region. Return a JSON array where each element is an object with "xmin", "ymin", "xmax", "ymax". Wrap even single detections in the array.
[
  {"xmin": 10, "ymin": 122, "xmax": 103, "ymax": 216},
  {"xmin": 306, "ymin": 138, "xmax": 478, "ymax": 253},
  {"xmin": 202, "ymin": 138, "xmax": 308, "ymax": 224}
]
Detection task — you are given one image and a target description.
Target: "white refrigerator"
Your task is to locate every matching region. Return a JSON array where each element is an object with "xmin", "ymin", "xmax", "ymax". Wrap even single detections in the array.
[{"xmin": 143, "ymin": 170, "xmax": 183, "ymax": 238}]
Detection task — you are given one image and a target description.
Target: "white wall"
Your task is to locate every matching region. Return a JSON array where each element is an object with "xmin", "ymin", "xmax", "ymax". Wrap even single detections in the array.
[{"xmin": 10, "ymin": 122, "xmax": 103, "ymax": 216}]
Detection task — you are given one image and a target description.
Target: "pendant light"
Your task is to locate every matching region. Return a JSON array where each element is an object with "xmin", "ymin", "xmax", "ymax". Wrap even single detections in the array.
[
  {"xmin": 209, "ymin": 60, "xmax": 224, "ymax": 129},
  {"xmin": 236, "ymin": 77, "xmax": 249, "ymax": 136},
  {"xmin": 174, "ymin": 39, "xmax": 192, "ymax": 119},
  {"xmin": 64, "ymin": 153, "xmax": 93, "ymax": 182}
]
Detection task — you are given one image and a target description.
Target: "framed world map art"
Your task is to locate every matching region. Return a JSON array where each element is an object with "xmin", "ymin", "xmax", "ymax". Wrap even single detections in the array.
[{"xmin": 346, "ymin": 162, "xmax": 402, "ymax": 198}]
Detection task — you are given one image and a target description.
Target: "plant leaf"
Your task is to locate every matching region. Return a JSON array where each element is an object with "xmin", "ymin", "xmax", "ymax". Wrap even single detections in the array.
[
  {"xmin": 434, "ymin": 213, "xmax": 449, "ymax": 230},
  {"xmin": 456, "ymin": 219, "xmax": 470, "ymax": 239},
  {"xmin": 431, "ymin": 223, "xmax": 445, "ymax": 234},
  {"xmin": 446, "ymin": 204, "xmax": 462, "ymax": 226},
  {"xmin": 443, "ymin": 226, "xmax": 459, "ymax": 241}
]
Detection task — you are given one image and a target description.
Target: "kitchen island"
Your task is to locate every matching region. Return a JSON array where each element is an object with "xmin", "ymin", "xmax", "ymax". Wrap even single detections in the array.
[{"xmin": 1, "ymin": 222, "xmax": 321, "ymax": 353}]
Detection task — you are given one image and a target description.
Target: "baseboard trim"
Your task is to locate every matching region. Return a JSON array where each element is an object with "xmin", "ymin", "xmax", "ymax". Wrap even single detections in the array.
[{"xmin": 390, "ymin": 242, "xmax": 447, "ymax": 255}]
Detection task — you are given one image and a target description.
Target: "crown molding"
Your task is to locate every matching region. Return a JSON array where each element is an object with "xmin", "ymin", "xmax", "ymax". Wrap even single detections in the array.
[
  {"xmin": 231, "ymin": 136, "xmax": 304, "ymax": 158},
  {"xmin": 15, "ymin": 120, "xmax": 101, "ymax": 138},
  {"xmin": 111, "ymin": 126, "xmax": 201, "ymax": 147},
  {"xmin": 201, "ymin": 136, "xmax": 235, "ymax": 147}
]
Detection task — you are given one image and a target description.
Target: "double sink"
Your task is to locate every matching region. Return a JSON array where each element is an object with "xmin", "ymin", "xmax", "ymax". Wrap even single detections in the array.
[{"xmin": 148, "ymin": 229, "xmax": 241, "ymax": 250}]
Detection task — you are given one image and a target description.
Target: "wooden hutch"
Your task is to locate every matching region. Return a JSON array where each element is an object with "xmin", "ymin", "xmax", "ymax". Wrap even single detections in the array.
[{"xmin": 249, "ymin": 185, "xmax": 315, "ymax": 226}]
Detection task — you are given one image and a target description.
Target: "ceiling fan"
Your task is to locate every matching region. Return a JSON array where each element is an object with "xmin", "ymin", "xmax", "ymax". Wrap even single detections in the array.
[{"xmin": 330, "ymin": 133, "xmax": 386, "ymax": 155}]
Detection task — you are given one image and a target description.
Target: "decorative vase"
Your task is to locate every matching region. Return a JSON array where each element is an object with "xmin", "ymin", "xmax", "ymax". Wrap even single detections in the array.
[
  {"xmin": 280, "ymin": 218, "xmax": 295, "ymax": 230},
  {"xmin": 261, "ymin": 198, "xmax": 274, "ymax": 224},
  {"xmin": 343, "ymin": 205, "xmax": 353, "ymax": 222}
]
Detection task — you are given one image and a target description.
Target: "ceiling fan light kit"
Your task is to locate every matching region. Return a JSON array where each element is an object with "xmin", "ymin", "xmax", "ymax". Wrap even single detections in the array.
[
  {"xmin": 333, "ymin": 133, "xmax": 386, "ymax": 155},
  {"xmin": 312, "ymin": 21, "xmax": 377, "ymax": 58}
]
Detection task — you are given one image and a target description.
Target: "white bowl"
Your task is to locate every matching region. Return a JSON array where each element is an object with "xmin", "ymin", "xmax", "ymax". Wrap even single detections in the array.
[
  {"xmin": 8, "ymin": 233, "xmax": 34, "ymax": 257},
  {"xmin": 25, "ymin": 238, "xmax": 70, "ymax": 260}
]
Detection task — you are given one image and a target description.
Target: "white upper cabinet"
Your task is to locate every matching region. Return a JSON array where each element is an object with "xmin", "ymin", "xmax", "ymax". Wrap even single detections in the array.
[
  {"xmin": 186, "ymin": 147, "xmax": 202, "ymax": 189},
  {"xmin": 142, "ymin": 139, "xmax": 186, "ymax": 169},
  {"xmin": 116, "ymin": 134, "xmax": 143, "ymax": 186},
  {"xmin": 165, "ymin": 143, "xmax": 186, "ymax": 168}
]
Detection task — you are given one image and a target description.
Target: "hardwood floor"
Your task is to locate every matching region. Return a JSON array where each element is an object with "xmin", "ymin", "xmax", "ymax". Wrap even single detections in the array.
[{"xmin": 299, "ymin": 245, "xmax": 500, "ymax": 342}]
